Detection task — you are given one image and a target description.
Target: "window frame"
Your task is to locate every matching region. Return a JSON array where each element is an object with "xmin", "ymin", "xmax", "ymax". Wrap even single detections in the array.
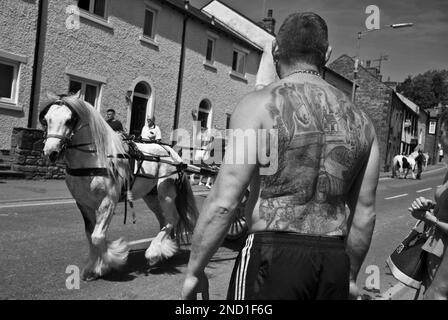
[
  {"xmin": 205, "ymin": 37, "xmax": 216, "ymax": 63},
  {"xmin": 0, "ymin": 59, "xmax": 19, "ymax": 106},
  {"xmin": 230, "ymin": 45, "xmax": 249, "ymax": 78},
  {"xmin": 143, "ymin": 7, "xmax": 157, "ymax": 39},
  {"xmin": 68, "ymin": 76, "xmax": 102, "ymax": 110},
  {"xmin": 139, "ymin": 1, "xmax": 161, "ymax": 48},
  {"xmin": 78, "ymin": 0, "xmax": 108, "ymax": 19}
]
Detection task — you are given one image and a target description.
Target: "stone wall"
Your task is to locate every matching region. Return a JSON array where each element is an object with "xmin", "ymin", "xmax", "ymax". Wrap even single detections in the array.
[
  {"xmin": 10, "ymin": 127, "xmax": 65, "ymax": 179},
  {"xmin": 328, "ymin": 55, "xmax": 396, "ymax": 171}
]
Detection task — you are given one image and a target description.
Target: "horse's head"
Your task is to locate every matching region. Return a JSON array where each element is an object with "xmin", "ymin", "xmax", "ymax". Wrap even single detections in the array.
[{"xmin": 39, "ymin": 98, "xmax": 79, "ymax": 163}]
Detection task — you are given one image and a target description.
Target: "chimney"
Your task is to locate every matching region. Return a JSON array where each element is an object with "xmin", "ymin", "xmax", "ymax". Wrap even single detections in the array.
[{"xmin": 259, "ymin": 9, "xmax": 276, "ymax": 34}]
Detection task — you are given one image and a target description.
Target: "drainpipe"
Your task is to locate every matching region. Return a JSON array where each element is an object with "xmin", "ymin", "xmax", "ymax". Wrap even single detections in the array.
[
  {"xmin": 384, "ymin": 90, "xmax": 394, "ymax": 171},
  {"xmin": 28, "ymin": 0, "xmax": 47, "ymax": 128},
  {"xmin": 172, "ymin": 1, "xmax": 189, "ymax": 142}
]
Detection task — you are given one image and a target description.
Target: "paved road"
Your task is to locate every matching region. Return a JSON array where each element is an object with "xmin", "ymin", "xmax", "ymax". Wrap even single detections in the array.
[
  {"xmin": 357, "ymin": 166, "xmax": 447, "ymax": 300},
  {"xmin": 0, "ymin": 165, "xmax": 446, "ymax": 300}
]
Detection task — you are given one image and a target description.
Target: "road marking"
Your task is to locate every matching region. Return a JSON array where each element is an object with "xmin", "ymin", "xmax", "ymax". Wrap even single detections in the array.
[
  {"xmin": 377, "ymin": 282, "xmax": 406, "ymax": 300},
  {"xmin": 128, "ymin": 237, "xmax": 154, "ymax": 246},
  {"xmin": 0, "ymin": 199, "xmax": 75, "ymax": 209},
  {"xmin": 385, "ymin": 194, "xmax": 408, "ymax": 200},
  {"xmin": 417, "ymin": 188, "xmax": 432, "ymax": 193}
]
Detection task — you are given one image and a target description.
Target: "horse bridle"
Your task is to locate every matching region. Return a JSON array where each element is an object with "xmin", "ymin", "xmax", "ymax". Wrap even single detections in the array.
[{"xmin": 40, "ymin": 99, "xmax": 93, "ymax": 154}]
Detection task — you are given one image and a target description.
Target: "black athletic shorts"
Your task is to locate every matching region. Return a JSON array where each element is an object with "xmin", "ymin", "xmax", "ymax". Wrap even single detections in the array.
[{"xmin": 227, "ymin": 232, "xmax": 350, "ymax": 300}]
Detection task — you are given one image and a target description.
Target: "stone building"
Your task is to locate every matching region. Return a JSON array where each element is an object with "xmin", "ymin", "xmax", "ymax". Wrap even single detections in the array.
[
  {"xmin": 0, "ymin": 0, "xmax": 264, "ymax": 152},
  {"xmin": 329, "ymin": 54, "xmax": 421, "ymax": 171},
  {"xmin": 0, "ymin": 0, "xmax": 355, "ymax": 178}
]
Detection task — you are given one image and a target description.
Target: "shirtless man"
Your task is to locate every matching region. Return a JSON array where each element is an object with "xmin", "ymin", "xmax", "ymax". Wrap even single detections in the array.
[{"xmin": 182, "ymin": 12, "xmax": 379, "ymax": 300}]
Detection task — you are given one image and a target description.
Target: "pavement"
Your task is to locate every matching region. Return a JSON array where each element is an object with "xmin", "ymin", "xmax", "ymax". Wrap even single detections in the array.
[
  {"xmin": 378, "ymin": 163, "xmax": 446, "ymax": 179},
  {"xmin": 0, "ymin": 177, "xmax": 211, "ymax": 203}
]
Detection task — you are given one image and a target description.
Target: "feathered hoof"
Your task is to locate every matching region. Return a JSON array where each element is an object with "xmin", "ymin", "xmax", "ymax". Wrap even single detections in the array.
[
  {"xmin": 81, "ymin": 269, "xmax": 101, "ymax": 282},
  {"xmin": 145, "ymin": 237, "xmax": 178, "ymax": 266}
]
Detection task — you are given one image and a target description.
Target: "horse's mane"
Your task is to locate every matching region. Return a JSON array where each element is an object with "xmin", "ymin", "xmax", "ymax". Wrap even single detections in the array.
[{"xmin": 47, "ymin": 94, "xmax": 128, "ymax": 178}]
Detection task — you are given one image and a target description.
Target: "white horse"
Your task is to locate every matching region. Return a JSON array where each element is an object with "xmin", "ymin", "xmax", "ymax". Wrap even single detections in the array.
[
  {"xmin": 391, "ymin": 152, "xmax": 429, "ymax": 179},
  {"xmin": 40, "ymin": 93, "xmax": 199, "ymax": 281},
  {"xmin": 391, "ymin": 154, "xmax": 416, "ymax": 179}
]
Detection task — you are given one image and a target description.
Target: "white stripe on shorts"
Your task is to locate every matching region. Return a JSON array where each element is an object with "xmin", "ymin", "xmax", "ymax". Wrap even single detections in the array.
[{"xmin": 235, "ymin": 234, "xmax": 254, "ymax": 300}]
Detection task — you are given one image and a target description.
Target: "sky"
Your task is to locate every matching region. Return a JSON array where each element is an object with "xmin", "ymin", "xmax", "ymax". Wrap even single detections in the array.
[{"xmin": 191, "ymin": 0, "xmax": 448, "ymax": 82}]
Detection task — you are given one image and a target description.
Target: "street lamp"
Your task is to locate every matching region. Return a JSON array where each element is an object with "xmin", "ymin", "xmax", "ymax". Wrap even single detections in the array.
[{"xmin": 351, "ymin": 23, "xmax": 413, "ymax": 102}]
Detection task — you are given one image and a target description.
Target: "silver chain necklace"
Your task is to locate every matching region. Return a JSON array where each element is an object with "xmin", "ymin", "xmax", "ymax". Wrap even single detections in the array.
[{"xmin": 284, "ymin": 69, "xmax": 321, "ymax": 78}]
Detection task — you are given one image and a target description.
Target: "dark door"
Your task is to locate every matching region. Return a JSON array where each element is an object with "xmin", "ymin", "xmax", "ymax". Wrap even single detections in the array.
[{"xmin": 130, "ymin": 96, "xmax": 148, "ymax": 136}]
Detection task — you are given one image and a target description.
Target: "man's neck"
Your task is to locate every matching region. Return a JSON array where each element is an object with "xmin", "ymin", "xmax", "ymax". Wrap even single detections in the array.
[{"xmin": 279, "ymin": 62, "xmax": 321, "ymax": 79}]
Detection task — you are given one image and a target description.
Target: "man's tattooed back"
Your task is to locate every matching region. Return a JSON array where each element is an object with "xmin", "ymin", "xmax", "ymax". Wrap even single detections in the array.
[{"xmin": 255, "ymin": 81, "xmax": 375, "ymax": 235}]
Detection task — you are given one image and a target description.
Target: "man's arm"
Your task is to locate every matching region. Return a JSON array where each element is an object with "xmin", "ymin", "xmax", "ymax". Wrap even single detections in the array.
[
  {"xmin": 182, "ymin": 93, "xmax": 263, "ymax": 299},
  {"xmin": 345, "ymin": 134, "xmax": 380, "ymax": 296}
]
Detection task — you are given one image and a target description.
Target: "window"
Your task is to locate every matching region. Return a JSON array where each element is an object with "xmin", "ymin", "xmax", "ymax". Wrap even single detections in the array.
[
  {"xmin": 0, "ymin": 59, "xmax": 19, "ymax": 105},
  {"xmin": 232, "ymin": 49, "xmax": 247, "ymax": 75},
  {"xmin": 143, "ymin": 9, "xmax": 156, "ymax": 38},
  {"xmin": 78, "ymin": 0, "xmax": 106, "ymax": 18},
  {"xmin": 68, "ymin": 78, "xmax": 100, "ymax": 108},
  {"xmin": 206, "ymin": 38, "xmax": 215, "ymax": 62}
]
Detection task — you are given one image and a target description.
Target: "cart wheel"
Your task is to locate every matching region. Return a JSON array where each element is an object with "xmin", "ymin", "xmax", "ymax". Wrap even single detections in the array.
[{"xmin": 226, "ymin": 190, "xmax": 249, "ymax": 241}]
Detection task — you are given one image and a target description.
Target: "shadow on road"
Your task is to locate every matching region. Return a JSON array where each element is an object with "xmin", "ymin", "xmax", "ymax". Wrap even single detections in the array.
[
  {"xmin": 102, "ymin": 236, "xmax": 246, "ymax": 282},
  {"xmin": 102, "ymin": 248, "xmax": 191, "ymax": 282}
]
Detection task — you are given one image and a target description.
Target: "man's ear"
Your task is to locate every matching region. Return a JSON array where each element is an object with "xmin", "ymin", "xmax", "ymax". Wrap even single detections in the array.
[{"xmin": 325, "ymin": 45, "xmax": 332, "ymax": 64}]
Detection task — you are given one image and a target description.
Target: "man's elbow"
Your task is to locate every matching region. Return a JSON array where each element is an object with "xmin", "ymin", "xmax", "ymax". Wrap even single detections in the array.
[{"xmin": 352, "ymin": 205, "xmax": 376, "ymax": 232}]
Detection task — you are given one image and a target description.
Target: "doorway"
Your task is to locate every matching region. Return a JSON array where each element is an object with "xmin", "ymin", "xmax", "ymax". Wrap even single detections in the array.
[{"xmin": 129, "ymin": 82, "xmax": 151, "ymax": 136}]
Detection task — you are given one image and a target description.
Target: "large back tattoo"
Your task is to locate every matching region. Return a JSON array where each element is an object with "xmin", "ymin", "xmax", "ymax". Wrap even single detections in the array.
[{"xmin": 259, "ymin": 82, "xmax": 374, "ymax": 234}]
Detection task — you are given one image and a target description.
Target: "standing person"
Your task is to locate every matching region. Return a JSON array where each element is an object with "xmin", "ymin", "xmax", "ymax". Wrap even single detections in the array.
[
  {"xmin": 439, "ymin": 144, "xmax": 444, "ymax": 162},
  {"xmin": 201, "ymin": 135, "xmax": 216, "ymax": 189},
  {"xmin": 408, "ymin": 110, "xmax": 448, "ymax": 300},
  {"xmin": 182, "ymin": 12, "xmax": 379, "ymax": 300},
  {"xmin": 105, "ymin": 109, "xmax": 124, "ymax": 132},
  {"xmin": 415, "ymin": 150, "xmax": 426, "ymax": 180},
  {"xmin": 141, "ymin": 115, "xmax": 162, "ymax": 143}
]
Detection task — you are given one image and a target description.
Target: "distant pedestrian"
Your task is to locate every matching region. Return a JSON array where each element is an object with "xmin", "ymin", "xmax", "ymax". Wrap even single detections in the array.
[
  {"xmin": 439, "ymin": 145, "xmax": 444, "ymax": 162},
  {"xmin": 105, "ymin": 109, "xmax": 124, "ymax": 132},
  {"xmin": 141, "ymin": 116, "xmax": 162, "ymax": 143},
  {"xmin": 415, "ymin": 150, "xmax": 425, "ymax": 180}
]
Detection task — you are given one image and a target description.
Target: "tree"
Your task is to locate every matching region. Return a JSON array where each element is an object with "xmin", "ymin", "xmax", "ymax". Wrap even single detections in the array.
[{"xmin": 397, "ymin": 70, "xmax": 448, "ymax": 108}]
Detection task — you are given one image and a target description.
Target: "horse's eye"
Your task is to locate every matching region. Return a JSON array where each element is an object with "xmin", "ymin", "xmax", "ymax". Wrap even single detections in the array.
[{"xmin": 66, "ymin": 118, "xmax": 75, "ymax": 127}]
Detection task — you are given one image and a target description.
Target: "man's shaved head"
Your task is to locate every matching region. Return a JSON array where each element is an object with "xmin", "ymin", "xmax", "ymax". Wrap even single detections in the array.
[{"xmin": 276, "ymin": 12, "xmax": 329, "ymax": 68}]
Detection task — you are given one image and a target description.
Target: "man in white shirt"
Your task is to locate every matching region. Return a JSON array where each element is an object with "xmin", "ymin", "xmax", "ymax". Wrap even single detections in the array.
[{"xmin": 141, "ymin": 116, "xmax": 162, "ymax": 143}]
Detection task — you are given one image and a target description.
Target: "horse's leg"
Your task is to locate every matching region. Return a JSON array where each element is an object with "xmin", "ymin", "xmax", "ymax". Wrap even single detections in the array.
[
  {"xmin": 144, "ymin": 178, "xmax": 179, "ymax": 266},
  {"xmin": 89, "ymin": 195, "xmax": 128, "ymax": 277},
  {"xmin": 142, "ymin": 193, "xmax": 165, "ymax": 229},
  {"xmin": 76, "ymin": 201, "xmax": 100, "ymax": 281}
]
